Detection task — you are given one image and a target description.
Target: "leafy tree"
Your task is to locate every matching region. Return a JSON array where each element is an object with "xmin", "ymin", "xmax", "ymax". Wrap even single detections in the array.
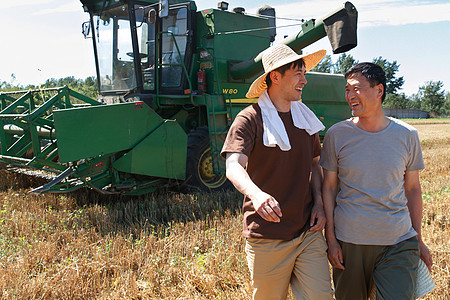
[
  {"xmin": 0, "ymin": 81, "xmax": 14, "ymax": 91},
  {"xmin": 372, "ymin": 57, "xmax": 404, "ymax": 95},
  {"xmin": 419, "ymin": 81, "xmax": 446, "ymax": 116},
  {"xmin": 85, "ymin": 76, "xmax": 96, "ymax": 86},
  {"xmin": 0, "ymin": 77, "xmax": 98, "ymax": 103},
  {"xmin": 37, "ymin": 76, "xmax": 98, "ymax": 99},
  {"xmin": 312, "ymin": 55, "xmax": 333, "ymax": 73},
  {"xmin": 0, "ymin": 73, "xmax": 24, "ymax": 92},
  {"xmin": 408, "ymin": 93, "xmax": 422, "ymax": 110},
  {"xmin": 0, "ymin": 81, "xmax": 24, "ymax": 92},
  {"xmin": 383, "ymin": 93, "xmax": 412, "ymax": 109},
  {"xmin": 444, "ymin": 92, "xmax": 450, "ymax": 116},
  {"xmin": 77, "ymin": 76, "xmax": 98, "ymax": 99},
  {"xmin": 10, "ymin": 73, "xmax": 16, "ymax": 85},
  {"xmin": 333, "ymin": 53, "xmax": 358, "ymax": 74}
]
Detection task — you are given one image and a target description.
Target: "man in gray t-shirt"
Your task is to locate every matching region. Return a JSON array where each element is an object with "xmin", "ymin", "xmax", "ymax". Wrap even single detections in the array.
[{"xmin": 320, "ymin": 63, "xmax": 433, "ymax": 300}]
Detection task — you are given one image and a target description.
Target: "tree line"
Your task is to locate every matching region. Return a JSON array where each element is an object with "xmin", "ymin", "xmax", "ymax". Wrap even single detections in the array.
[
  {"xmin": 1, "ymin": 54, "xmax": 449, "ymax": 116},
  {"xmin": 0, "ymin": 76, "xmax": 98, "ymax": 101},
  {"xmin": 312, "ymin": 53, "xmax": 450, "ymax": 117}
]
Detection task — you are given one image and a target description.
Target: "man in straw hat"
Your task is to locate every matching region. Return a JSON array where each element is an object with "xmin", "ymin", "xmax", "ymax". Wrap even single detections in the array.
[
  {"xmin": 221, "ymin": 44, "xmax": 333, "ymax": 299},
  {"xmin": 320, "ymin": 62, "xmax": 433, "ymax": 299}
]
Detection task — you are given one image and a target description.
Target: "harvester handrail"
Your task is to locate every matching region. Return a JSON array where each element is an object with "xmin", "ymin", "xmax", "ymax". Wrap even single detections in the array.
[
  {"xmin": 209, "ymin": 23, "xmax": 301, "ymax": 37},
  {"xmin": 1, "ymin": 91, "xmax": 32, "ymax": 114},
  {"xmin": 0, "ymin": 86, "xmax": 102, "ymax": 116},
  {"xmin": 68, "ymin": 89, "xmax": 103, "ymax": 106},
  {"xmin": 0, "ymin": 87, "xmax": 63, "ymax": 95}
]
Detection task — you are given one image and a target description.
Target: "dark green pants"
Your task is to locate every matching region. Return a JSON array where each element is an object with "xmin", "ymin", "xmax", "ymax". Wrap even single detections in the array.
[{"xmin": 333, "ymin": 237, "xmax": 419, "ymax": 300}]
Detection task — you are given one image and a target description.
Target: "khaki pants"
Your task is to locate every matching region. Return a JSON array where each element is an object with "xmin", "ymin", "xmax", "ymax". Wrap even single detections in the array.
[{"xmin": 245, "ymin": 230, "xmax": 333, "ymax": 300}]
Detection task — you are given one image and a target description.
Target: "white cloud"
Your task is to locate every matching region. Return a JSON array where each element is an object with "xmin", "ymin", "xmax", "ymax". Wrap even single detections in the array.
[
  {"xmin": 273, "ymin": 0, "xmax": 450, "ymax": 28},
  {"xmin": 0, "ymin": 0, "xmax": 54, "ymax": 9},
  {"xmin": 33, "ymin": 2, "xmax": 81, "ymax": 15},
  {"xmin": 358, "ymin": 2, "xmax": 450, "ymax": 26}
]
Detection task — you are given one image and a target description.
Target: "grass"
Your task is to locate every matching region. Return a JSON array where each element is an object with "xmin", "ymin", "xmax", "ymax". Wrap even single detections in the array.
[
  {"xmin": 0, "ymin": 189, "xmax": 247, "ymax": 299},
  {"xmin": 414, "ymin": 120, "xmax": 450, "ymax": 299},
  {"xmin": 0, "ymin": 119, "xmax": 449, "ymax": 299}
]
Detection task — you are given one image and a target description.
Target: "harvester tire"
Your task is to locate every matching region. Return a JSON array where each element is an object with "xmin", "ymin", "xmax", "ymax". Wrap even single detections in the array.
[{"xmin": 184, "ymin": 126, "xmax": 232, "ymax": 192}]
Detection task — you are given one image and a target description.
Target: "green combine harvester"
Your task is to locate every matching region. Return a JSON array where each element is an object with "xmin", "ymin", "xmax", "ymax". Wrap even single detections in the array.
[{"xmin": 0, "ymin": 0, "xmax": 357, "ymax": 194}]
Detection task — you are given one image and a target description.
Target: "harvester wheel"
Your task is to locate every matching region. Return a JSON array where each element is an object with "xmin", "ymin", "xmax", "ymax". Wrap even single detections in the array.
[{"xmin": 185, "ymin": 127, "xmax": 232, "ymax": 192}]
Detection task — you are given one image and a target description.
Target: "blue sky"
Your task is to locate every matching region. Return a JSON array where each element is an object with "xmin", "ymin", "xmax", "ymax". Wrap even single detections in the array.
[{"xmin": 1, "ymin": 0, "xmax": 449, "ymax": 96}]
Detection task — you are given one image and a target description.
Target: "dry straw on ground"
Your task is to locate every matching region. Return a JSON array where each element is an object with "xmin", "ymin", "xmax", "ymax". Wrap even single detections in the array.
[{"xmin": 0, "ymin": 119, "xmax": 449, "ymax": 299}]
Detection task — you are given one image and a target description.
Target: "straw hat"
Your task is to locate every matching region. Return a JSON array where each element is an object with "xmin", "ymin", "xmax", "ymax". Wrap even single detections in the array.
[
  {"xmin": 369, "ymin": 259, "xmax": 435, "ymax": 299},
  {"xmin": 245, "ymin": 44, "xmax": 326, "ymax": 98}
]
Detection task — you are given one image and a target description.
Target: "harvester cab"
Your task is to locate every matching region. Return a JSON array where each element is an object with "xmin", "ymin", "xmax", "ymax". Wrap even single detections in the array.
[
  {"xmin": 82, "ymin": 0, "xmax": 196, "ymax": 101},
  {"xmin": 0, "ymin": 0, "xmax": 357, "ymax": 195}
]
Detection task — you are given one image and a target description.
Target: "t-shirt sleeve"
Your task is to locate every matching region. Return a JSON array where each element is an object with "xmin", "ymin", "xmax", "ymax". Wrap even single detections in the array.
[
  {"xmin": 220, "ymin": 109, "xmax": 256, "ymax": 158},
  {"xmin": 319, "ymin": 129, "xmax": 337, "ymax": 171},
  {"xmin": 406, "ymin": 129, "xmax": 425, "ymax": 171}
]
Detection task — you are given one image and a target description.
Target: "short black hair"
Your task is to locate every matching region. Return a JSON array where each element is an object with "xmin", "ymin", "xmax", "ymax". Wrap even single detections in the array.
[
  {"xmin": 345, "ymin": 62, "xmax": 387, "ymax": 102},
  {"xmin": 266, "ymin": 58, "xmax": 305, "ymax": 89}
]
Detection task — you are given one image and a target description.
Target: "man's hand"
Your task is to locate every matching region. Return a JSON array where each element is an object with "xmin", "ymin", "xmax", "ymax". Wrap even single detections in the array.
[
  {"xmin": 419, "ymin": 240, "xmax": 433, "ymax": 272},
  {"xmin": 309, "ymin": 204, "xmax": 326, "ymax": 231},
  {"xmin": 327, "ymin": 239, "xmax": 345, "ymax": 270},
  {"xmin": 225, "ymin": 153, "xmax": 282, "ymax": 222},
  {"xmin": 251, "ymin": 191, "xmax": 282, "ymax": 223}
]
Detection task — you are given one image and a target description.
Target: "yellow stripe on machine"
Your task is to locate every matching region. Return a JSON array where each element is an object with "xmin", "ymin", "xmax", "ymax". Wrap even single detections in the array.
[
  {"xmin": 226, "ymin": 98, "xmax": 258, "ymax": 104},
  {"xmin": 226, "ymin": 98, "xmax": 303, "ymax": 104}
]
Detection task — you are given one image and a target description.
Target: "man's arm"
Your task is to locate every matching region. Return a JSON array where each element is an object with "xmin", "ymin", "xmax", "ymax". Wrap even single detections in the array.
[
  {"xmin": 322, "ymin": 169, "xmax": 345, "ymax": 270},
  {"xmin": 225, "ymin": 152, "xmax": 282, "ymax": 222},
  {"xmin": 309, "ymin": 156, "xmax": 326, "ymax": 231},
  {"xmin": 404, "ymin": 170, "xmax": 433, "ymax": 271}
]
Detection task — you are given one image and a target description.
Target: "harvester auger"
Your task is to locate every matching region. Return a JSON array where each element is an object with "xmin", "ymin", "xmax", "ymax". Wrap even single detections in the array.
[{"xmin": 0, "ymin": 0, "xmax": 357, "ymax": 195}]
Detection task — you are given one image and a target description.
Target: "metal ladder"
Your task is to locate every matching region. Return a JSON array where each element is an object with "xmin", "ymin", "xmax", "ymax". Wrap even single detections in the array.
[{"xmin": 206, "ymin": 92, "xmax": 234, "ymax": 174}]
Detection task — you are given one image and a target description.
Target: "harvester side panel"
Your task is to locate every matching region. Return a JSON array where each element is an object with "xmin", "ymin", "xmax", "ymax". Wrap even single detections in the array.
[
  {"xmin": 301, "ymin": 72, "xmax": 351, "ymax": 131},
  {"xmin": 54, "ymin": 102, "xmax": 165, "ymax": 162},
  {"xmin": 113, "ymin": 120, "xmax": 187, "ymax": 179}
]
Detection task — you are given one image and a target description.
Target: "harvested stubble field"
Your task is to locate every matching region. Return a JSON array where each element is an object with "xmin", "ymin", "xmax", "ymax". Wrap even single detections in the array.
[{"xmin": 0, "ymin": 119, "xmax": 449, "ymax": 299}]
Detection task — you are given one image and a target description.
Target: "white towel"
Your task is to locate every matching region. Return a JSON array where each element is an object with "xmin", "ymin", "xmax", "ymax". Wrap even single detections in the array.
[{"xmin": 258, "ymin": 90, "xmax": 325, "ymax": 151}]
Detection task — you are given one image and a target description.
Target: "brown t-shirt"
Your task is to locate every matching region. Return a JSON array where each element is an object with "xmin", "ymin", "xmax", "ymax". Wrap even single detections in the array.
[{"xmin": 221, "ymin": 103, "xmax": 321, "ymax": 240}]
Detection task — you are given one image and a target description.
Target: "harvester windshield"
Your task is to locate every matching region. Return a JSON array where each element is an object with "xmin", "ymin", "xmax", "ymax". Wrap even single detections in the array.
[
  {"xmin": 88, "ymin": 1, "xmax": 193, "ymax": 96},
  {"xmin": 96, "ymin": 4, "xmax": 137, "ymax": 92}
]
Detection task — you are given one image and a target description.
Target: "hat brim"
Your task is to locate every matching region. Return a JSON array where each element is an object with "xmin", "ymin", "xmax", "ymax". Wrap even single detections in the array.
[{"xmin": 246, "ymin": 49, "xmax": 326, "ymax": 99}]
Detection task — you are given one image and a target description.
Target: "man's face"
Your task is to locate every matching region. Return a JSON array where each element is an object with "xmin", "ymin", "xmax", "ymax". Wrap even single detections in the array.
[
  {"xmin": 345, "ymin": 72, "xmax": 383, "ymax": 117},
  {"xmin": 276, "ymin": 64, "xmax": 307, "ymax": 102}
]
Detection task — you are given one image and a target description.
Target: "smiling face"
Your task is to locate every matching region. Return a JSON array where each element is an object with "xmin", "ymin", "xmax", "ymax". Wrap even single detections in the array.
[
  {"xmin": 275, "ymin": 64, "xmax": 308, "ymax": 102},
  {"xmin": 345, "ymin": 72, "xmax": 384, "ymax": 118}
]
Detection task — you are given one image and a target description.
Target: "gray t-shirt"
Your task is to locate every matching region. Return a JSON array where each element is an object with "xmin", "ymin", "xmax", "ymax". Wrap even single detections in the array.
[{"xmin": 320, "ymin": 118, "xmax": 425, "ymax": 245}]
